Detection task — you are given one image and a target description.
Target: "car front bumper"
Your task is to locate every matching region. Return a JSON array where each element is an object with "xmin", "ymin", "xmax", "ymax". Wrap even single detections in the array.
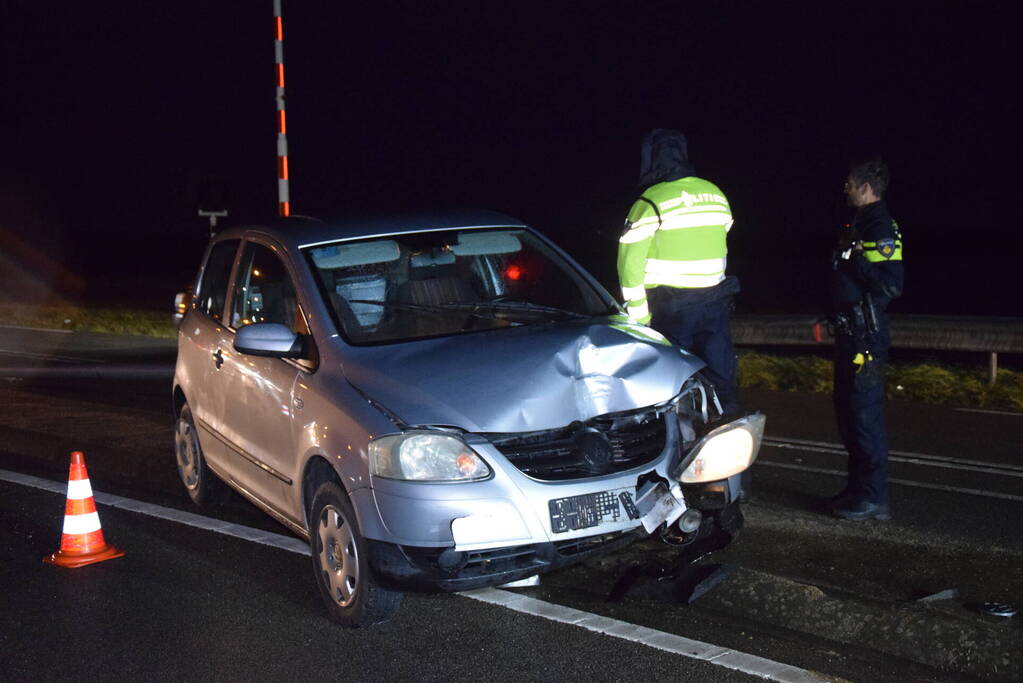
[
  {"xmin": 365, "ymin": 413, "xmax": 688, "ymax": 550},
  {"xmin": 361, "ymin": 412, "xmax": 760, "ymax": 591},
  {"xmin": 367, "ymin": 499, "xmax": 744, "ymax": 592}
]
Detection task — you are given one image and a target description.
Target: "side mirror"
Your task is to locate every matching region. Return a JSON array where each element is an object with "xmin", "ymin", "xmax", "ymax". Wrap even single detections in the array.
[
  {"xmin": 173, "ymin": 289, "xmax": 193, "ymax": 325},
  {"xmin": 234, "ymin": 322, "xmax": 303, "ymax": 358}
]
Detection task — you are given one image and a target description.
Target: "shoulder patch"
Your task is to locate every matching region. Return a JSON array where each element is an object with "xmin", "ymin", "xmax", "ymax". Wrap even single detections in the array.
[{"xmin": 877, "ymin": 238, "xmax": 896, "ymax": 259}]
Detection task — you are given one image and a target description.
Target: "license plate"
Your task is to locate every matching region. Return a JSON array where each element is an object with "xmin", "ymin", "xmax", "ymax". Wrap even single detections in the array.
[{"xmin": 548, "ymin": 489, "xmax": 624, "ymax": 533}]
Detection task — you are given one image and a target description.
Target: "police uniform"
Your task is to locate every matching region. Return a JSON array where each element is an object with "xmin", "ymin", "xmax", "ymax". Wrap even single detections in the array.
[
  {"xmin": 617, "ymin": 174, "xmax": 740, "ymax": 414},
  {"xmin": 830, "ymin": 200, "xmax": 904, "ymax": 513}
]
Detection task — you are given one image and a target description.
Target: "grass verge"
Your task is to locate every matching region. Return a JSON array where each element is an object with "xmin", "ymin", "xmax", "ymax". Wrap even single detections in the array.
[
  {"xmin": 739, "ymin": 350, "xmax": 1023, "ymax": 413},
  {"xmin": 0, "ymin": 304, "xmax": 176, "ymax": 339}
]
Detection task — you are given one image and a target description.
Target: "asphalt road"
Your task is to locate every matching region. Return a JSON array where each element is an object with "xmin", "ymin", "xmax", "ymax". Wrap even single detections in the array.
[
  {"xmin": 2, "ymin": 480, "xmax": 771, "ymax": 683},
  {"xmin": 1, "ymin": 328, "xmax": 1021, "ymax": 681}
]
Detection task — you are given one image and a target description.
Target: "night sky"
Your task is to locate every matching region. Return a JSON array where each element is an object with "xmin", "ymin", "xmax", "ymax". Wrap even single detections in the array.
[{"xmin": 4, "ymin": 1, "xmax": 1020, "ymax": 315}]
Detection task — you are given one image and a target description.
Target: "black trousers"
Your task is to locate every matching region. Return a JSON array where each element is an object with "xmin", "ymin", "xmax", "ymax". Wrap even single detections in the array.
[
  {"xmin": 833, "ymin": 334, "xmax": 890, "ymax": 504},
  {"xmin": 647, "ymin": 288, "xmax": 739, "ymax": 415}
]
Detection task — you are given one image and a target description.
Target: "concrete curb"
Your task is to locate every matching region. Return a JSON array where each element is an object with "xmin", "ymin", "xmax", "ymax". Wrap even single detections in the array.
[
  {"xmin": 703, "ymin": 566, "xmax": 1020, "ymax": 679},
  {"xmin": 0, "ymin": 364, "xmax": 174, "ymax": 380}
]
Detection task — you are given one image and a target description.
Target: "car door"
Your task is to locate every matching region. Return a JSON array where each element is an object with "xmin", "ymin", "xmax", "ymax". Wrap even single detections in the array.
[
  {"xmin": 179, "ymin": 238, "xmax": 241, "ymax": 472},
  {"xmin": 216, "ymin": 239, "xmax": 305, "ymax": 512}
]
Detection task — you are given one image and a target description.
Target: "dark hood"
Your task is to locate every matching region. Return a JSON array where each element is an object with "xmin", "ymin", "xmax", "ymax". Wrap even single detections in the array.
[{"xmin": 639, "ymin": 128, "xmax": 695, "ymax": 189}]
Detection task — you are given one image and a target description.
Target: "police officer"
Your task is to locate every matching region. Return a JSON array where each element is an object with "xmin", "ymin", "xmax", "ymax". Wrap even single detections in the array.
[
  {"xmin": 617, "ymin": 129, "xmax": 740, "ymax": 415},
  {"xmin": 828, "ymin": 156, "xmax": 904, "ymax": 521}
]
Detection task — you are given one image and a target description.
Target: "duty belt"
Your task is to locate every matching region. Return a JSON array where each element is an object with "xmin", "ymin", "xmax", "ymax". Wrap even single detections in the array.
[{"xmin": 833, "ymin": 293, "xmax": 879, "ymax": 340}]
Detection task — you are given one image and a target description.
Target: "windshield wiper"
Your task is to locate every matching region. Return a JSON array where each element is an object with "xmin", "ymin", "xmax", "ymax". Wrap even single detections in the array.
[
  {"xmin": 444, "ymin": 300, "xmax": 590, "ymax": 321},
  {"xmin": 348, "ymin": 298, "xmax": 589, "ymax": 322},
  {"xmin": 347, "ymin": 299, "xmax": 461, "ymax": 315}
]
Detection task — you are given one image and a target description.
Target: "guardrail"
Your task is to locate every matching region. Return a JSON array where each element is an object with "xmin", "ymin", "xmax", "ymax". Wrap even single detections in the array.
[{"xmin": 731, "ymin": 315, "xmax": 1023, "ymax": 384}]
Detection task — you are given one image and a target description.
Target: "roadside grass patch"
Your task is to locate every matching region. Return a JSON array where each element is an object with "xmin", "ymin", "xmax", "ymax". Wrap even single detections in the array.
[
  {"xmin": 739, "ymin": 351, "xmax": 1023, "ymax": 412},
  {"xmin": 738, "ymin": 352, "xmax": 832, "ymax": 393},
  {"xmin": 0, "ymin": 303, "xmax": 176, "ymax": 339}
]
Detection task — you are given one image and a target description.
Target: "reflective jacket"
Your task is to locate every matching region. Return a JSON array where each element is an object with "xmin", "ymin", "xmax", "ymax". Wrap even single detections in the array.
[{"xmin": 617, "ymin": 176, "xmax": 733, "ymax": 322}]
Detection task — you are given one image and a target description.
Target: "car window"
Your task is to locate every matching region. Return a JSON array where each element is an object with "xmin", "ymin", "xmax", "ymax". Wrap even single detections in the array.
[
  {"xmin": 305, "ymin": 228, "xmax": 615, "ymax": 345},
  {"xmin": 230, "ymin": 242, "xmax": 299, "ymax": 331},
  {"xmin": 196, "ymin": 239, "xmax": 240, "ymax": 321}
]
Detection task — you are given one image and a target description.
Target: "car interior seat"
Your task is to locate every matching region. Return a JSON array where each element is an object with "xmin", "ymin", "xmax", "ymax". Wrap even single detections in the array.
[{"xmin": 320, "ymin": 270, "xmax": 369, "ymax": 340}]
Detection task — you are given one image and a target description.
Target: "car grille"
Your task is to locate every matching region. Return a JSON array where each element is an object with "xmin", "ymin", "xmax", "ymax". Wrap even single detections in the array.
[{"xmin": 483, "ymin": 406, "xmax": 667, "ymax": 481}]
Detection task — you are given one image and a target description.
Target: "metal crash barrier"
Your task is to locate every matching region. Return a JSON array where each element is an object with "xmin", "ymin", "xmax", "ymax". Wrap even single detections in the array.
[{"xmin": 730, "ymin": 314, "xmax": 1023, "ymax": 385}]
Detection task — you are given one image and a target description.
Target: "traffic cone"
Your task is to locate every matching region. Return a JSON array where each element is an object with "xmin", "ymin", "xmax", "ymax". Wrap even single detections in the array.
[{"xmin": 43, "ymin": 451, "xmax": 124, "ymax": 568}]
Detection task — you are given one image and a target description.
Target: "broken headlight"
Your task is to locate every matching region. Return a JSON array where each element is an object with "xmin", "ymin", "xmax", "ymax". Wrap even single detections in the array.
[
  {"xmin": 676, "ymin": 413, "xmax": 766, "ymax": 483},
  {"xmin": 369, "ymin": 431, "xmax": 492, "ymax": 482}
]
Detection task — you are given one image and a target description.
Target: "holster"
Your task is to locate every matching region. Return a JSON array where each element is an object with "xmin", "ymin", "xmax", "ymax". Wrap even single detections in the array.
[
  {"xmin": 834, "ymin": 295, "xmax": 878, "ymax": 341},
  {"xmin": 833, "ymin": 311, "xmax": 864, "ymax": 340}
]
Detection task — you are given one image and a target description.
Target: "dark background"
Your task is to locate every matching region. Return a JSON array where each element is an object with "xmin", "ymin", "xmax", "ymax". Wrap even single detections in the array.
[{"xmin": 4, "ymin": 1, "xmax": 1019, "ymax": 315}]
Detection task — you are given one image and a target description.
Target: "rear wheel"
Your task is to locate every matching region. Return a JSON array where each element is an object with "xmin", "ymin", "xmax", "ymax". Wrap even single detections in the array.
[
  {"xmin": 309, "ymin": 481, "xmax": 403, "ymax": 627},
  {"xmin": 174, "ymin": 403, "xmax": 229, "ymax": 507}
]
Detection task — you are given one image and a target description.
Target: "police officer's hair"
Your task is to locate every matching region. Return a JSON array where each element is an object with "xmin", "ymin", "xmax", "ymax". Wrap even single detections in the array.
[{"xmin": 849, "ymin": 157, "xmax": 889, "ymax": 197}]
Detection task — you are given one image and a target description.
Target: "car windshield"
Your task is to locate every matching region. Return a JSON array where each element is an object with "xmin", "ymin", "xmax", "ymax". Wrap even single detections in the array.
[{"xmin": 304, "ymin": 228, "xmax": 616, "ymax": 344}]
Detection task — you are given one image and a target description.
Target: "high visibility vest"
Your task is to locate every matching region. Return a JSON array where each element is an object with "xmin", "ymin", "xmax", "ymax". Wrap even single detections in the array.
[{"xmin": 617, "ymin": 176, "xmax": 733, "ymax": 323}]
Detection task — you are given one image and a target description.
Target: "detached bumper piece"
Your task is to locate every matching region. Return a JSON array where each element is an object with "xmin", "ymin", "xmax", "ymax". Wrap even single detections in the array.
[
  {"xmin": 368, "ymin": 529, "xmax": 643, "ymax": 592},
  {"xmin": 608, "ymin": 501, "xmax": 744, "ymax": 602}
]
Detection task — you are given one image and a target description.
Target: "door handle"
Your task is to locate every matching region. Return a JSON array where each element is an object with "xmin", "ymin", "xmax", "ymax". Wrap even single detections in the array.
[{"xmin": 213, "ymin": 348, "xmax": 224, "ymax": 370}]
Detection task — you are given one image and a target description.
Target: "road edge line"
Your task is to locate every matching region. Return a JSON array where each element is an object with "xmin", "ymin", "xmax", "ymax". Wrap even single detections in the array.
[
  {"xmin": 2, "ymin": 467, "xmax": 826, "ymax": 682},
  {"xmin": 0, "ymin": 325, "xmax": 74, "ymax": 334},
  {"xmin": 0, "ymin": 467, "xmax": 309, "ymax": 555},
  {"xmin": 460, "ymin": 587, "xmax": 825, "ymax": 682},
  {"xmin": 756, "ymin": 461, "xmax": 1023, "ymax": 503},
  {"xmin": 764, "ymin": 437, "xmax": 1023, "ymax": 471},
  {"xmin": 0, "ymin": 364, "xmax": 174, "ymax": 380}
]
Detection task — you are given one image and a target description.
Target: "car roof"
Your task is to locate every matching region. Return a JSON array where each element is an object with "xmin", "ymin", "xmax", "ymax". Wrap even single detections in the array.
[{"xmin": 212, "ymin": 209, "xmax": 531, "ymax": 251}]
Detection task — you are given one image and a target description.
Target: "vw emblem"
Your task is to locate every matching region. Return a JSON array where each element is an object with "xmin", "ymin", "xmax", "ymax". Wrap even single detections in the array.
[{"xmin": 574, "ymin": 427, "xmax": 613, "ymax": 473}]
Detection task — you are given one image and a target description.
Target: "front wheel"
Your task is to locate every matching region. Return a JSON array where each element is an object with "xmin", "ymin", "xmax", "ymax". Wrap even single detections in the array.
[
  {"xmin": 309, "ymin": 481, "xmax": 403, "ymax": 627},
  {"xmin": 174, "ymin": 403, "xmax": 229, "ymax": 507}
]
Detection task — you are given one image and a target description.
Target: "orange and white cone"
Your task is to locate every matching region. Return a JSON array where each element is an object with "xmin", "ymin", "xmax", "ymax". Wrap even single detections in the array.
[{"xmin": 43, "ymin": 451, "xmax": 124, "ymax": 568}]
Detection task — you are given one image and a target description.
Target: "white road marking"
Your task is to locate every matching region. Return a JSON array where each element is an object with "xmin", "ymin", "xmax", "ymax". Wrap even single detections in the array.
[
  {"xmin": 955, "ymin": 408, "xmax": 1023, "ymax": 417},
  {"xmin": 764, "ymin": 437, "xmax": 1023, "ymax": 476},
  {"xmin": 0, "ymin": 349, "xmax": 104, "ymax": 363},
  {"xmin": 460, "ymin": 588, "xmax": 822, "ymax": 682},
  {"xmin": 0, "ymin": 468, "xmax": 309, "ymax": 555},
  {"xmin": 1, "ymin": 467, "xmax": 823, "ymax": 683},
  {"xmin": 0, "ymin": 325, "xmax": 74, "ymax": 334},
  {"xmin": 757, "ymin": 461, "xmax": 1023, "ymax": 503},
  {"xmin": 0, "ymin": 364, "xmax": 172, "ymax": 379}
]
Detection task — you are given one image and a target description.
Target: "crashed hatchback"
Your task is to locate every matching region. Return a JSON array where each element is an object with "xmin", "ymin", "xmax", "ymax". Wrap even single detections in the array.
[{"xmin": 172, "ymin": 210, "xmax": 764, "ymax": 626}]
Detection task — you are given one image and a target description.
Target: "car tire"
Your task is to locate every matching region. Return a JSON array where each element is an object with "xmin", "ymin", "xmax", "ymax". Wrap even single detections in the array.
[
  {"xmin": 309, "ymin": 481, "xmax": 403, "ymax": 627},
  {"xmin": 174, "ymin": 403, "xmax": 229, "ymax": 507}
]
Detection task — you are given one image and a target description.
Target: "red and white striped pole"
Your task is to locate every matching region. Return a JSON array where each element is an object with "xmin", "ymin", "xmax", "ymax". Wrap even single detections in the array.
[{"xmin": 273, "ymin": 0, "xmax": 290, "ymax": 217}]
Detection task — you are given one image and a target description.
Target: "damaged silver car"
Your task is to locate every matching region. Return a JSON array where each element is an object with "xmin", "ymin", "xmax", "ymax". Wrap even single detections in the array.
[{"xmin": 172, "ymin": 210, "xmax": 764, "ymax": 626}]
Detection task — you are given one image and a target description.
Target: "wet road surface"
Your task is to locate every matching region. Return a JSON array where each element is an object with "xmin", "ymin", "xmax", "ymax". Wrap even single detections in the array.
[{"xmin": 1, "ymin": 328, "xmax": 1021, "ymax": 680}]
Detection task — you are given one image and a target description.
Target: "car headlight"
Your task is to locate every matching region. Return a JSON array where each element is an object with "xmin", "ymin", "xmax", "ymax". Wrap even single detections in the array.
[
  {"xmin": 369, "ymin": 431, "xmax": 491, "ymax": 482},
  {"xmin": 676, "ymin": 413, "xmax": 766, "ymax": 484}
]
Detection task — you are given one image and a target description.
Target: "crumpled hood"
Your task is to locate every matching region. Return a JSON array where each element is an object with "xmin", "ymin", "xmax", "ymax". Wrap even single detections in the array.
[{"xmin": 341, "ymin": 321, "xmax": 705, "ymax": 433}]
